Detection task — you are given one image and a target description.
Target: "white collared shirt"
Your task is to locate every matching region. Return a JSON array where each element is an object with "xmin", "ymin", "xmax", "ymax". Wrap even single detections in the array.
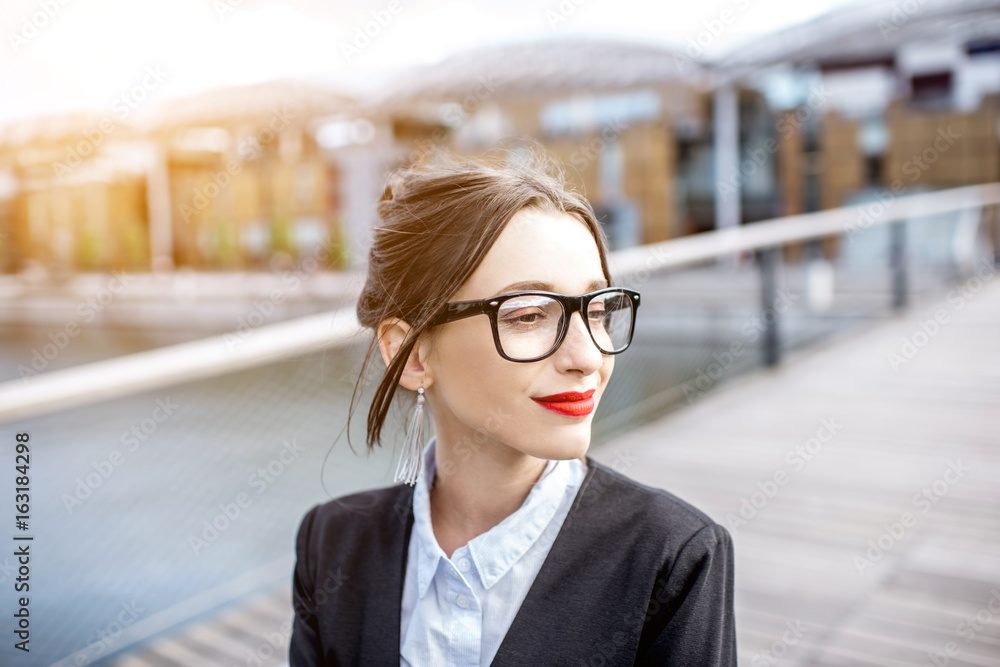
[{"xmin": 400, "ymin": 435, "xmax": 587, "ymax": 667}]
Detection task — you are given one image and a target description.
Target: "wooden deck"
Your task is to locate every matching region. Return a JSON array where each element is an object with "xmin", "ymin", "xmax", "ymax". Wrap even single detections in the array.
[
  {"xmin": 596, "ymin": 270, "xmax": 1000, "ymax": 665},
  {"xmin": 102, "ymin": 272, "xmax": 1000, "ymax": 666},
  {"xmin": 100, "ymin": 584, "xmax": 294, "ymax": 667}
]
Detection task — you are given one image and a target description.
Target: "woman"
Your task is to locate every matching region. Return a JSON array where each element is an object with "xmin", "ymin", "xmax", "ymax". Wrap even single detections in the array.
[{"xmin": 288, "ymin": 151, "xmax": 737, "ymax": 666}]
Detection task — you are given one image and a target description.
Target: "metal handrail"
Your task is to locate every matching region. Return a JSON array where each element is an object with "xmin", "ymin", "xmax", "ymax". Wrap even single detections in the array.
[
  {"xmin": 607, "ymin": 183, "xmax": 1000, "ymax": 276},
  {"xmin": 0, "ymin": 309, "xmax": 363, "ymax": 423},
  {"xmin": 2, "ymin": 182, "xmax": 997, "ymax": 424}
]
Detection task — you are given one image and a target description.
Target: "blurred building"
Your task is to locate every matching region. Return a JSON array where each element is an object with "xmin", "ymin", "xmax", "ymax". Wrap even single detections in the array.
[
  {"xmin": 0, "ymin": 0, "xmax": 997, "ymax": 275},
  {"xmin": 708, "ymin": 0, "xmax": 1000, "ymax": 261},
  {"xmin": 0, "ymin": 80, "xmax": 356, "ymax": 274},
  {"xmin": 0, "ymin": 112, "xmax": 151, "ymax": 274},
  {"xmin": 141, "ymin": 79, "xmax": 358, "ymax": 273},
  {"xmin": 719, "ymin": 0, "xmax": 1000, "ymax": 211},
  {"xmin": 355, "ymin": 38, "xmax": 712, "ymax": 251}
]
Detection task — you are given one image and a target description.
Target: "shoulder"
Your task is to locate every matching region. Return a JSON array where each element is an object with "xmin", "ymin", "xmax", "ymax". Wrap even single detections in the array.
[
  {"xmin": 577, "ymin": 457, "xmax": 731, "ymax": 556},
  {"xmin": 290, "ymin": 483, "xmax": 416, "ymax": 663},
  {"xmin": 294, "ymin": 482, "xmax": 414, "ymax": 564}
]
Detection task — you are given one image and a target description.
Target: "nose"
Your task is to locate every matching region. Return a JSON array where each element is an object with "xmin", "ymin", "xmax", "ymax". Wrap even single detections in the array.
[{"xmin": 555, "ymin": 310, "xmax": 605, "ymax": 370}]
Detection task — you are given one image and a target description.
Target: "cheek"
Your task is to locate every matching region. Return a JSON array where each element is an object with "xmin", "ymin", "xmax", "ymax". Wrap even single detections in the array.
[
  {"xmin": 593, "ymin": 356, "xmax": 615, "ymax": 404},
  {"xmin": 433, "ymin": 321, "xmax": 523, "ymax": 407},
  {"xmin": 601, "ymin": 355, "xmax": 615, "ymax": 384}
]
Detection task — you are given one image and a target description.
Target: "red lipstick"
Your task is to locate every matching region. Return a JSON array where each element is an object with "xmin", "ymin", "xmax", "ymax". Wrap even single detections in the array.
[{"xmin": 531, "ymin": 388, "xmax": 596, "ymax": 417}]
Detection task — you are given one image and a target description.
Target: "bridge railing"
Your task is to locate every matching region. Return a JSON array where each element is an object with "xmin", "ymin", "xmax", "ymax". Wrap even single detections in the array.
[{"xmin": 3, "ymin": 182, "xmax": 996, "ymax": 426}]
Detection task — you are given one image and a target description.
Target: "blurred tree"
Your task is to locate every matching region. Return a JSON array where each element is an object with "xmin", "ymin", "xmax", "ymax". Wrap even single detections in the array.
[
  {"xmin": 75, "ymin": 226, "xmax": 102, "ymax": 271},
  {"xmin": 270, "ymin": 215, "xmax": 297, "ymax": 259},
  {"xmin": 119, "ymin": 219, "xmax": 150, "ymax": 271},
  {"xmin": 322, "ymin": 218, "xmax": 349, "ymax": 270},
  {"xmin": 210, "ymin": 220, "xmax": 240, "ymax": 269}
]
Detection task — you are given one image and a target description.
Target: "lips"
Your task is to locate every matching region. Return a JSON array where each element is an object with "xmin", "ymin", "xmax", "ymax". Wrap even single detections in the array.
[{"xmin": 532, "ymin": 388, "xmax": 596, "ymax": 417}]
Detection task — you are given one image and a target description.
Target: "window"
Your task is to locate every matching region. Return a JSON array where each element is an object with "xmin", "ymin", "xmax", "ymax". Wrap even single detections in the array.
[{"xmin": 910, "ymin": 71, "xmax": 952, "ymax": 104}]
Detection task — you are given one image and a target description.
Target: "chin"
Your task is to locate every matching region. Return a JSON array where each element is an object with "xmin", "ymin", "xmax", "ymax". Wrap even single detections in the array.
[{"xmin": 526, "ymin": 430, "xmax": 591, "ymax": 461}]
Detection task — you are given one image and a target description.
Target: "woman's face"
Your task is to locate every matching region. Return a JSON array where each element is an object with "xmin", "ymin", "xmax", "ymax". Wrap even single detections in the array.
[{"xmin": 421, "ymin": 206, "xmax": 614, "ymax": 465}]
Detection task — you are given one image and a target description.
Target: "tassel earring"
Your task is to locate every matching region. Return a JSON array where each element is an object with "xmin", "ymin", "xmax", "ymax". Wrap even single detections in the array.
[{"xmin": 394, "ymin": 384, "xmax": 425, "ymax": 486}]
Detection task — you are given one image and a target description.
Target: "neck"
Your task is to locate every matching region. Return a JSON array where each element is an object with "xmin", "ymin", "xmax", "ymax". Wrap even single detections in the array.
[{"xmin": 429, "ymin": 436, "xmax": 548, "ymax": 558}]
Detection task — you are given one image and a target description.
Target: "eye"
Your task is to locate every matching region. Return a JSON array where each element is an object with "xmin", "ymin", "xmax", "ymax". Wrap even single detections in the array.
[
  {"xmin": 497, "ymin": 295, "xmax": 560, "ymax": 327},
  {"xmin": 500, "ymin": 308, "xmax": 547, "ymax": 325}
]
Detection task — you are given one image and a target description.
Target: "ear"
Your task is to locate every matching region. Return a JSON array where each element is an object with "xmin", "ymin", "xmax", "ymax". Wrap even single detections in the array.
[{"xmin": 377, "ymin": 317, "xmax": 430, "ymax": 391}]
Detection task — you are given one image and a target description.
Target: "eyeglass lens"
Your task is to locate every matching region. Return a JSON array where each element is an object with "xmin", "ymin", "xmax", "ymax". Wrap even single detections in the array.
[{"xmin": 495, "ymin": 290, "xmax": 634, "ymax": 360}]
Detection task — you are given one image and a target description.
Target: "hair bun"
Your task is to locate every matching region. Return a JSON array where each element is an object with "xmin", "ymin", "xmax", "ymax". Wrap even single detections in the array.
[{"xmin": 381, "ymin": 173, "xmax": 404, "ymax": 203}]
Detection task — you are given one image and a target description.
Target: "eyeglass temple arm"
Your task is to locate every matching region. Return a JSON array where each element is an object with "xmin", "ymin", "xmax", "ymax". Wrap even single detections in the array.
[{"xmin": 429, "ymin": 299, "xmax": 488, "ymax": 326}]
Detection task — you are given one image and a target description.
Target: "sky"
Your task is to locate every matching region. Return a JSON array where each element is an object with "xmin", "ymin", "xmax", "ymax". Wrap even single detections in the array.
[{"xmin": 0, "ymin": 0, "xmax": 856, "ymax": 126}]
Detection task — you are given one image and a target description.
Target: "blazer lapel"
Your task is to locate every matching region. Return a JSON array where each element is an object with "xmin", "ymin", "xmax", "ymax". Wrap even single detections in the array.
[
  {"xmin": 489, "ymin": 457, "xmax": 601, "ymax": 665},
  {"xmin": 362, "ymin": 482, "xmax": 416, "ymax": 666}
]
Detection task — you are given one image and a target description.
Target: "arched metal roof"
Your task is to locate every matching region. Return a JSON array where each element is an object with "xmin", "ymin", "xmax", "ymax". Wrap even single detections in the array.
[
  {"xmin": 714, "ymin": 0, "xmax": 1000, "ymax": 83},
  {"xmin": 370, "ymin": 35, "xmax": 709, "ymax": 110}
]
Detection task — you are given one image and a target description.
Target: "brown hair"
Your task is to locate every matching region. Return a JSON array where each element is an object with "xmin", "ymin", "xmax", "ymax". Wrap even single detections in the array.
[{"xmin": 349, "ymin": 148, "xmax": 613, "ymax": 453}]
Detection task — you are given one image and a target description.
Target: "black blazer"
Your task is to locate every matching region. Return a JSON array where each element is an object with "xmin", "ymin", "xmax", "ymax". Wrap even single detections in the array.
[{"xmin": 288, "ymin": 455, "xmax": 737, "ymax": 666}]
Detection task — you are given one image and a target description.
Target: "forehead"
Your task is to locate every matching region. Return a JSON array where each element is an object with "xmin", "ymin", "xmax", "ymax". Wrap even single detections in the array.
[{"xmin": 455, "ymin": 208, "xmax": 606, "ymax": 300}]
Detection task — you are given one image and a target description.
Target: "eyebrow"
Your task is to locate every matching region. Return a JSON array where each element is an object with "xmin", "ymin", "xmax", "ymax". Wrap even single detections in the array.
[{"xmin": 490, "ymin": 278, "xmax": 608, "ymax": 298}]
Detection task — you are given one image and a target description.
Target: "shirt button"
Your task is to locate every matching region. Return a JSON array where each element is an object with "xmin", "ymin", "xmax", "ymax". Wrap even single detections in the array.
[
  {"xmin": 458, "ymin": 558, "xmax": 470, "ymax": 572},
  {"xmin": 456, "ymin": 595, "xmax": 470, "ymax": 608}
]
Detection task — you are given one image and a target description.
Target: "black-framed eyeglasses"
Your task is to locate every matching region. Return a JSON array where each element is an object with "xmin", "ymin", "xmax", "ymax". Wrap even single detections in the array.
[{"xmin": 427, "ymin": 287, "xmax": 641, "ymax": 362}]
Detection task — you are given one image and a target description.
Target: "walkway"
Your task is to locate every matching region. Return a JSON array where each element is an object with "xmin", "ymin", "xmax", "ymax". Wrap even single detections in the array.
[{"xmin": 602, "ymin": 265, "xmax": 1000, "ymax": 665}]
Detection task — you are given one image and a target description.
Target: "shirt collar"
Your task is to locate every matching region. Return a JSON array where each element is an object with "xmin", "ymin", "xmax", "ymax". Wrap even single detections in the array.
[{"xmin": 411, "ymin": 434, "xmax": 578, "ymax": 598}]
